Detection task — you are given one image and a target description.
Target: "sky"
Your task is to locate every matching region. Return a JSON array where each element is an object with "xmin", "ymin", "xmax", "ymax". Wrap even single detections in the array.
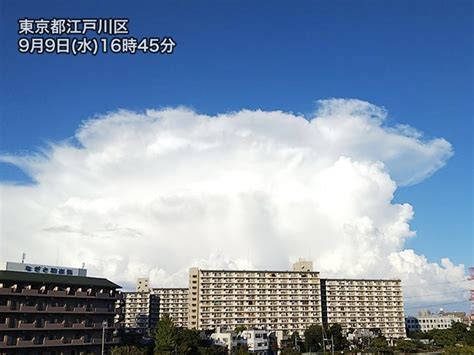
[{"xmin": 0, "ymin": 1, "xmax": 472, "ymax": 313}]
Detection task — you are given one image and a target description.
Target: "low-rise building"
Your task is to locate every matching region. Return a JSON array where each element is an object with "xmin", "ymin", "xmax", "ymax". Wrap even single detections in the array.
[
  {"xmin": 210, "ymin": 328, "xmax": 271, "ymax": 354},
  {"xmin": 405, "ymin": 310, "xmax": 463, "ymax": 333},
  {"xmin": 240, "ymin": 329, "xmax": 270, "ymax": 354}
]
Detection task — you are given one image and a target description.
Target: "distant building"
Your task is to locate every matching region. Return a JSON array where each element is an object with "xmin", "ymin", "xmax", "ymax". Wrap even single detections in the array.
[
  {"xmin": 406, "ymin": 310, "xmax": 463, "ymax": 333},
  {"xmin": 240, "ymin": 329, "xmax": 270, "ymax": 353},
  {"xmin": 151, "ymin": 288, "xmax": 188, "ymax": 328},
  {"xmin": 0, "ymin": 262, "xmax": 120, "ymax": 354},
  {"xmin": 321, "ymin": 278, "xmax": 406, "ymax": 338},
  {"xmin": 187, "ymin": 264, "xmax": 322, "ymax": 334},
  {"xmin": 292, "ymin": 258, "xmax": 313, "ymax": 272},
  {"xmin": 210, "ymin": 328, "xmax": 271, "ymax": 354},
  {"xmin": 119, "ymin": 260, "xmax": 406, "ymax": 339},
  {"xmin": 210, "ymin": 327, "xmax": 238, "ymax": 352},
  {"xmin": 121, "ymin": 291, "xmax": 159, "ymax": 334},
  {"xmin": 120, "ymin": 278, "xmax": 188, "ymax": 333}
]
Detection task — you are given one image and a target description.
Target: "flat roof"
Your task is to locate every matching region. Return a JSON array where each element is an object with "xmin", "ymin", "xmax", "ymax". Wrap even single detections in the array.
[
  {"xmin": 0, "ymin": 270, "xmax": 121, "ymax": 289},
  {"xmin": 323, "ymin": 278, "xmax": 401, "ymax": 282},
  {"xmin": 198, "ymin": 269, "xmax": 319, "ymax": 274}
]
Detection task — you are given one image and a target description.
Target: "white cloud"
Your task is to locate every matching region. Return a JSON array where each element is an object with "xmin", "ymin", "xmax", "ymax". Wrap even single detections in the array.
[{"xmin": 0, "ymin": 99, "xmax": 467, "ymax": 309}]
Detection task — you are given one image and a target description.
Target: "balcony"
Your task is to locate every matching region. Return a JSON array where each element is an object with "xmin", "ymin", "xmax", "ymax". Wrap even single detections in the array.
[
  {"xmin": 72, "ymin": 322, "xmax": 87, "ymax": 329},
  {"xmin": 18, "ymin": 321, "xmax": 38, "ymax": 329},
  {"xmin": 73, "ymin": 306, "xmax": 88, "ymax": 312},
  {"xmin": 44, "ymin": 339, "xmax": 64, "ymax": 346},
  {"xmin": 46, "ymin": 305, "xmax": 66, "ymax": 312},
  {"xmin": 16, "ymin": 339, "xmax": 35, "ymax": 347},
  {"xmin": 0, "ymin": 305, "xmax": 11, "ymax": 312},
  {"xmin": 47, "ymin": 290, "xmax": 67, "ymax": 296},
  {"xmin": 45, "ymin": 321, "xmax": 65, "ymax": 329},
  {"xmin": 21, "ymin": 289, "xmax": 38, "ymax": 296},
  {"xmin": 20, "ymin": 305, "xmax": 37, "ymax": 312}
]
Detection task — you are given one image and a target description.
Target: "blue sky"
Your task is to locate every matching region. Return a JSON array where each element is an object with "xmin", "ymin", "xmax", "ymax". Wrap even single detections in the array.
[{"xmin": 0, "ymin": 0, "xmax": 472, "ymax": 271}]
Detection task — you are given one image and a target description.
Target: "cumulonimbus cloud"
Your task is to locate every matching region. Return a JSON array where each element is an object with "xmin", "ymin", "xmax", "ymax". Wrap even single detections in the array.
[{"xmin": 0, "ymin": 99, "xmax": 469, "ymax": 309}]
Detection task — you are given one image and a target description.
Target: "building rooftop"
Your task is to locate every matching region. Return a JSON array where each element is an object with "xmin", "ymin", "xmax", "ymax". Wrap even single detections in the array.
[{"xmin": 0, "ymin": 270, "xmax": 121, "ymax": 289}]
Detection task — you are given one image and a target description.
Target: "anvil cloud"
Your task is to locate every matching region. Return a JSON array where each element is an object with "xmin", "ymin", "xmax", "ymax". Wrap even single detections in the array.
[{"xmin": 0, "ymin": 99, "xmax": 468, "ymax": 307}]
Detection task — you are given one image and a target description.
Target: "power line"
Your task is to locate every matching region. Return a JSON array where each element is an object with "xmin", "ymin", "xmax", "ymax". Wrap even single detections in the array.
[
  {"xmin": 402, "ymin": 279, "xmax": 471, "ymax": 288},
  {"xmin": 405, "ymin": 300, "xmax": 469, "ymax": 310},
  {"xmin": 404, "ymin": 290, "xmax": 469, "ymax": 299}
]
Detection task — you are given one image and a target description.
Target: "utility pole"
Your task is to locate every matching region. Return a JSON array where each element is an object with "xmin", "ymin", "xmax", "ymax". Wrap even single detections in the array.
[
  {"xmin": 101, "ymin": 320, "xmax": 107, "ymax": 354},
  {"xmin": 322, "ymin": 328, "xmax": 326, "ymax": 355}
]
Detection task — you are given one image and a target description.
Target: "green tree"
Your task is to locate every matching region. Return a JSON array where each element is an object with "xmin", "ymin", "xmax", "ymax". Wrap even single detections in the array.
[
  {"xmin": 327, "ymin": 323, "xmax": 348, "ymax": 350},
  {"xmin": 463, "ymin": 327, "xmax": 474, "ymax": 345},
  {"xmin": 234, "ymin": 325, "xmax": 247, "ymax": 333},
  {"xmin": 280, "ymin": 347, "xmax": 301, "ymax": 355},
  {"xmin": 175, "ymin": 327, "xmax": 201, "ymax": 354},
  {"xmin": 395, "ymin": 339, "xmax": 421, "ymax": 353},
  {"xmin": 232, "ymin": 343, "xmax": 249, "ymax": 354},
  {"xmin": 431, "ymin": 329, "xmax": 456, "ymax": 347},
  {"xmin": 304, "ymin": 324, "xmax": 323, "ymax": 352},
  {"xmin": 198, "ymin": 344, "xmax": 228, "ymax": 354},
  {"xmin": 370, "ymin": 336, "xmax": 390, "ymax": 352},
  {"xmin": 288, "ymin": 331, "xmax": 304, "ymax": 352},
  {"xmin": 451, "ymin": 322, "xmax": 468, "ymax": 341},
  {"xmin": 154, "ymin": 314, "xmax": 177, "ymax": 354},
  {"xmin": 443, "ymin": 345, "xmax": 474, "ymax": 354},
  {"xmin": 112, "ymin": 345, "xmax": 147, "ymax": 355}
]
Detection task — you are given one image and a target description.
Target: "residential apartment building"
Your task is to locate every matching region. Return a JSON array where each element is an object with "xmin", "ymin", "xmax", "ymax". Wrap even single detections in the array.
[
  {"xmin": 151, "ymin": 288, "xmax": 188, "ymax": 328},
  {"xmin": 121, "ymin": 260, "xmax": 406, "ymax": 340},
  {"xmin": 321, "ymin": 278, "xmax": 406, "ymax": 338},
  {"xmin": 405, "ymin": 310, "xmax": 462, "ymax": 333},
  {"xmin": 0, "ymin": 262, "xmax": 120, "ymax": 354},
  {"xmin": 121, "ymin": 291, "xmax": 159, "ymax": 334},
  {"xmin": 187, "ymin": 263, "xmax": 323, "ymax": 334},
  {"xmin": 121, "ymin": 278, "xmax": 188, "ymax": 332}
]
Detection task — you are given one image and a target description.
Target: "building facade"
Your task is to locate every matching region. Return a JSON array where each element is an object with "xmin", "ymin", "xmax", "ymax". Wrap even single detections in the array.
[
  {"xmin": 120, "ymin": 279, "xmax": 188, "ymax": 333},
  {"xmin": 121, "ymin": 291, "xmax": 159, "ymax": 334},
  {"xmin": 187, "ymin": 265, "xmax": 322, "ymax": 334},
  {"xmin": 321, "ymin": 278, "xmax": 406, "ymax": 338},
  {"xmin": 0, "ymin": 267, "xmax": 120, "ymax": 354},
  {"xmin": 405, "ymin": 310, "xmax": 462, "ymax": 333},
  {"xmin": 151, "ymin": 288, "xmax": 188, "ymax": 328}
]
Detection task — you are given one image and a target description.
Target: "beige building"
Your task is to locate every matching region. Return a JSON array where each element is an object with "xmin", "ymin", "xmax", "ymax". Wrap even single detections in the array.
[
  {"xmin": 121, "ymin": 278, "xmax": 189, "ymax": 331},
  {"xmin": 151, "ymin": 288, "xmax": 189, "ymax": 328},
  {"xmin": 121, "ymin": 262, "xmax": 406, "ymax": 339},
  {"xmin": 322, "ymin": 278, "xmax": 405, "ymax": 338},
  {"xmin": 187, "ymin": 264, "xmax": 322, "ymax": 334},
  {"xmin": 121, "ymin": 291, "xmax": 159, "ymax": 333}
]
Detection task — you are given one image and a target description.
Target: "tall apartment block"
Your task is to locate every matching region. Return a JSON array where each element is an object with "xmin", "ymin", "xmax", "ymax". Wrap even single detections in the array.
[
  {"xmin": 321, "ymin": 278, "xmax": 405, "ymax": 338},
  {"xmin": 187, "ymin": 263, "xmax": 322, "ymax": 334},
  {"xmin": 0, "ymin": 261, "xmax": 120, "ymax": 354},
  {"xmin": 121, "ymin": 260, "xmax": 406, "ymax": 339},
  {"xmin": 151, "ymin": 288, "xmax": 188, "ymax": 328},
  {"xmin": 121, "ymin": 291, "xmax": 159, "ymax": 334},
  {"xmin": 121, "ymin": 278, "xmax": 188, "ymax": 332}
]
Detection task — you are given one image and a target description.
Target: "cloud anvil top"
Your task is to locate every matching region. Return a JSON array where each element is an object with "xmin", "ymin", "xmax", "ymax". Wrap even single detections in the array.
[{"xmin": 0, "ymin": 99, "xmax": 466, "ymax": 310}]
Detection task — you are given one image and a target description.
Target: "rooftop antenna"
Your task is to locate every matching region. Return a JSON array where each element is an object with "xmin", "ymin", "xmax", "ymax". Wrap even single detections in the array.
[{"xmin": 21, "ymin": 252, "xmax": 26, "ymax": 264}]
